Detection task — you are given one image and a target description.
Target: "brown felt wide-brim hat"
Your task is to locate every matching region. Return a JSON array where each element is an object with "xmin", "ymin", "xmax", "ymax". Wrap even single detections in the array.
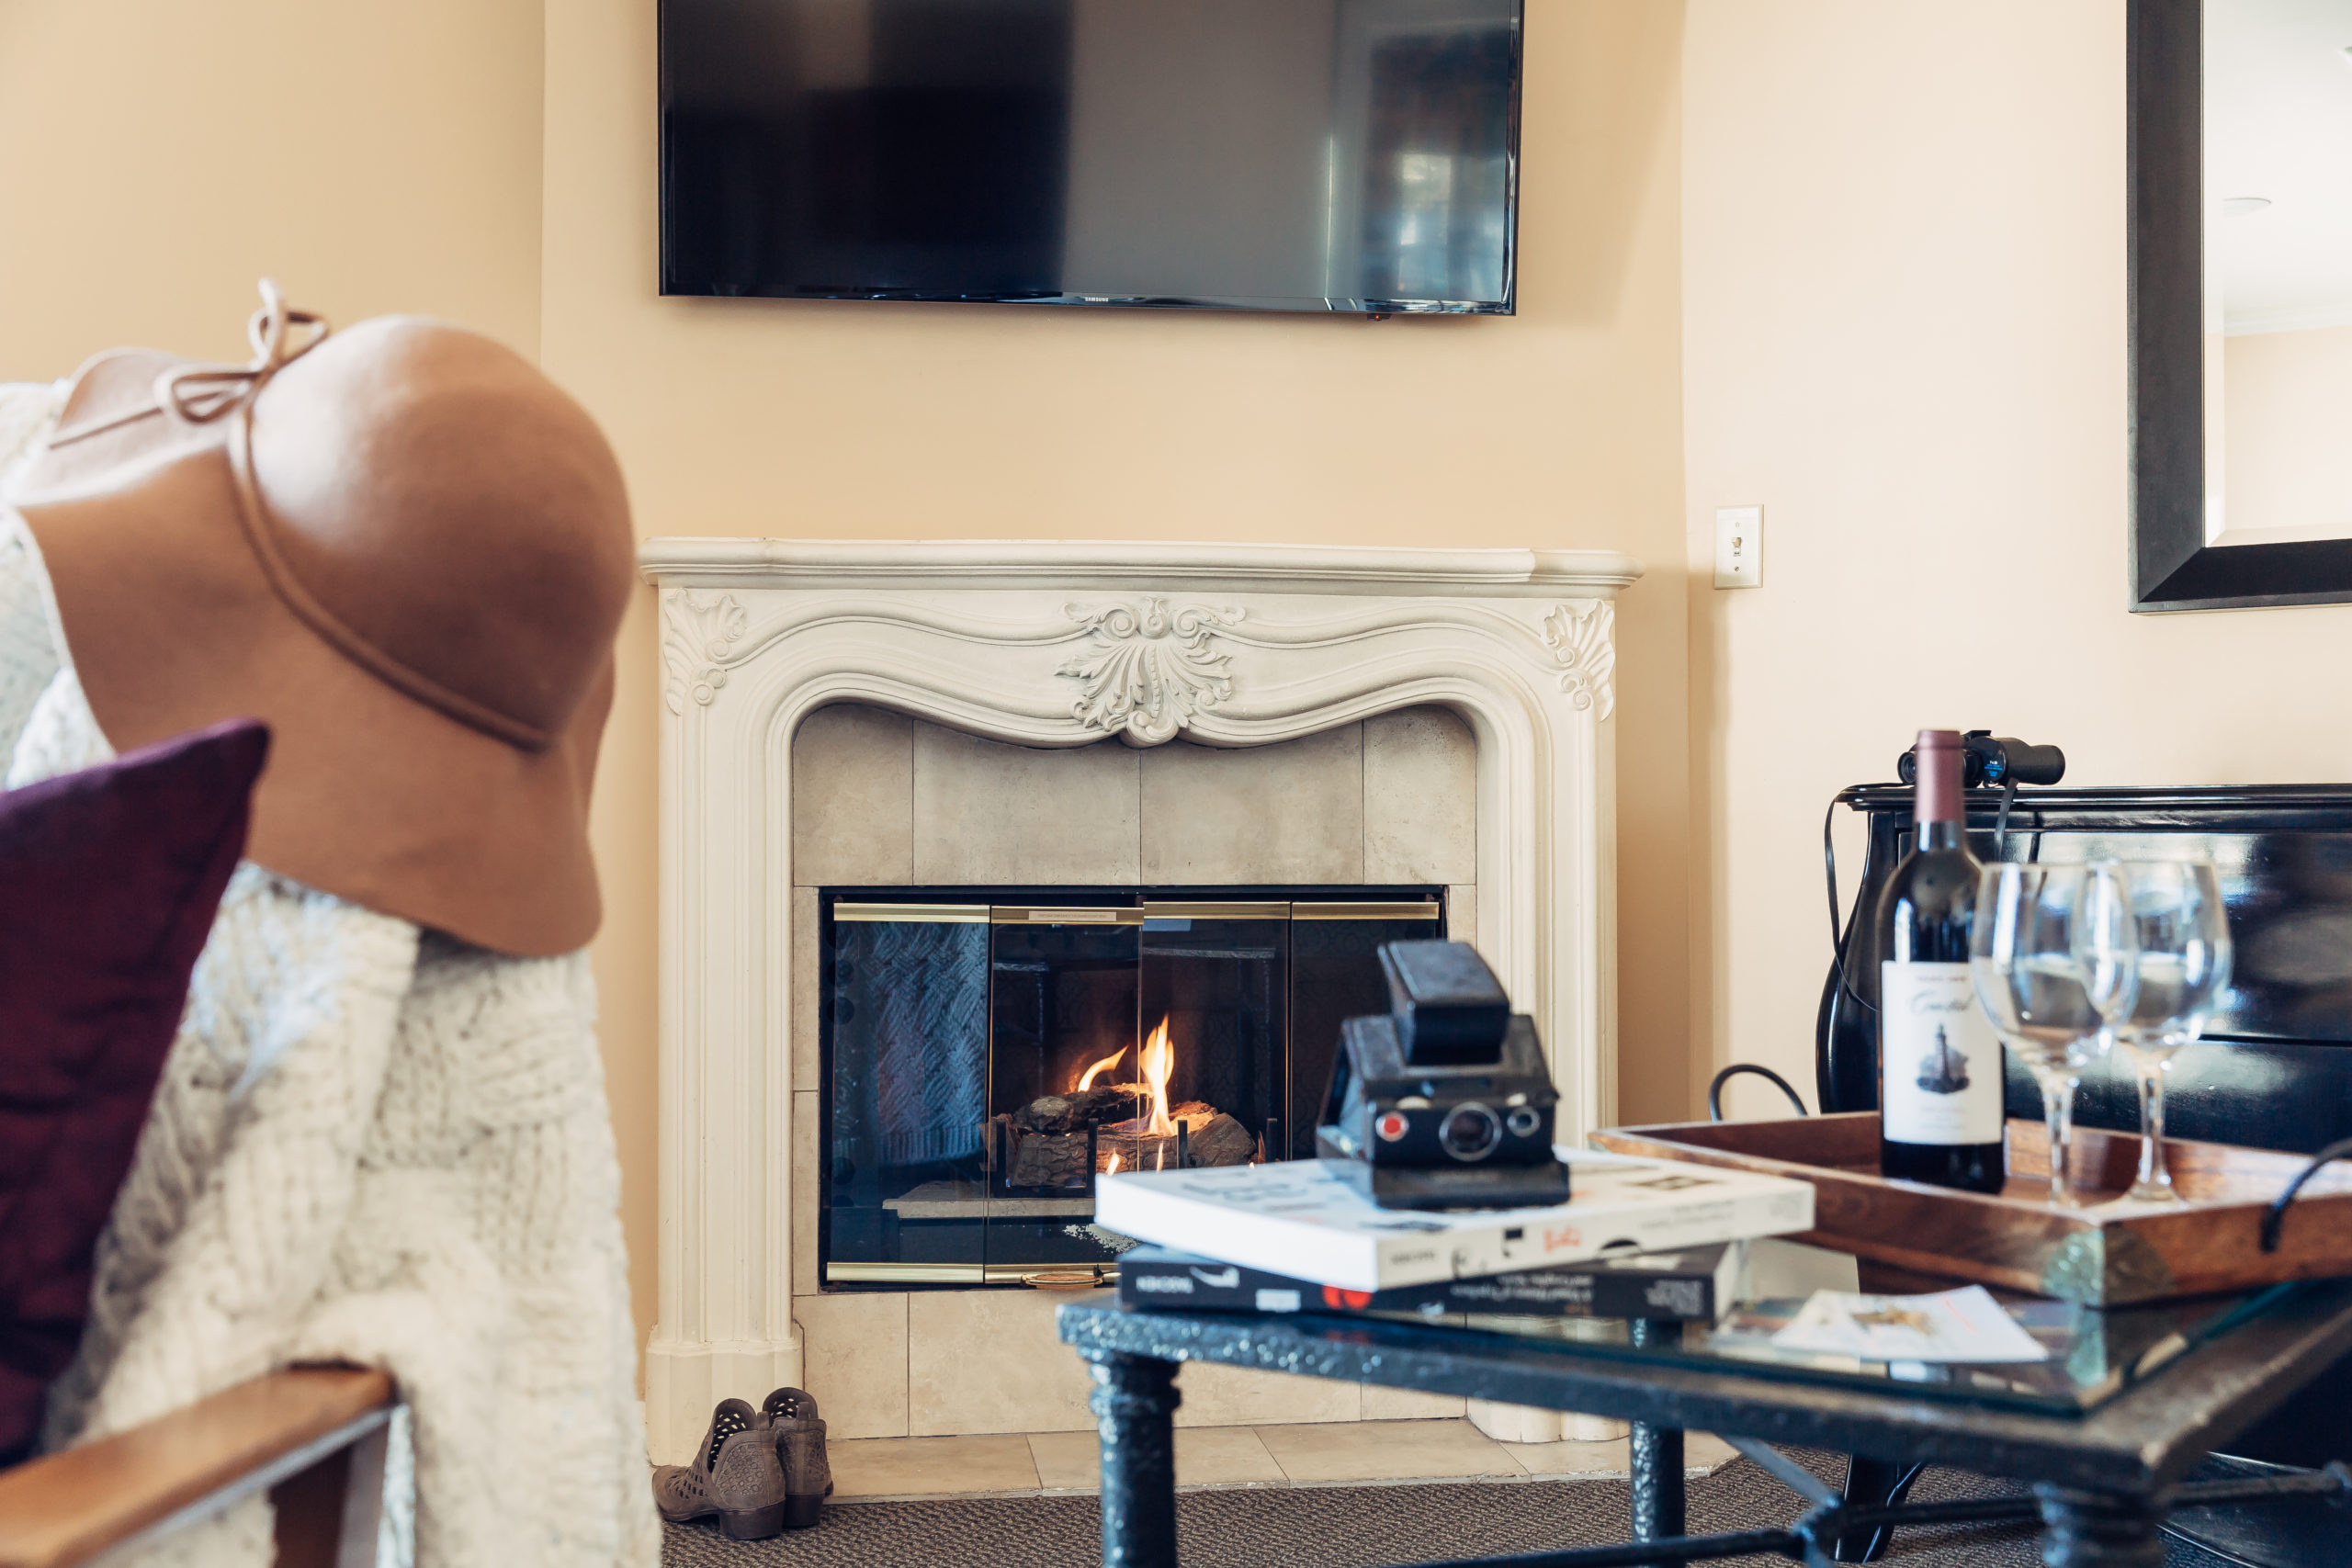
[{"xmin": 16, "ymin": 326, "xmax": 624, "ymax": 958}]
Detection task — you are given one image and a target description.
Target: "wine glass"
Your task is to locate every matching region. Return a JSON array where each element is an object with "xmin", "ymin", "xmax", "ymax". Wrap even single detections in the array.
[
  {"xmin": 2097, "ymin": 860, "xmax": 2233, "ymax": 1205},
  {"xmin": 1969, "ymin": 864, "xmax": 2140, "ymax": 1206}
]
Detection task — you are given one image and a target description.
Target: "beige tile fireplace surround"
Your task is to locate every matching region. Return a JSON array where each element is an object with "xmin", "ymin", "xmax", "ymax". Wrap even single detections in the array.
[{"xmin": 639, "ymin": 540, "xmax": 1638, "ymax": 1464}]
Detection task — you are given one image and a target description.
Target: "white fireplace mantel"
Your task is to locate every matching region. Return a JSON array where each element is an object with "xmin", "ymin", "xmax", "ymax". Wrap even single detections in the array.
[{"xmin": 637, "ymin": 537, "xmax": 1642, "ymax": 1462}]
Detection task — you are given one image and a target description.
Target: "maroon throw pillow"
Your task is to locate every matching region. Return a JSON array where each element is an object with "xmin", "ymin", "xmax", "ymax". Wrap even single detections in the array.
[{"xmin": 0, "ymin": 718, "xmax": 267, "ymax": 1464}]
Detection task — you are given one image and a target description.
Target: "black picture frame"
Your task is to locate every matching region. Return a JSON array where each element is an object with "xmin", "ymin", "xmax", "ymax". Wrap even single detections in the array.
[{"xmin": 2130, "ymin": 0, "xmax": 2352, "ymax": 611}]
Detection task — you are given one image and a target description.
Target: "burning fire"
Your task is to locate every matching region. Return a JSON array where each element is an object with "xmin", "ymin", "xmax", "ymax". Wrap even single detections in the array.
[
  {"xmin": 1141, "ymin": 1017, "xmax": 1176, "ymax": 1137},
  {"xmin": 1074, "ymin": 1045, "xmax": 1128, "ymax": 1091},
  {"xmin": 1106, "ymin": 1153, "xmax": 1122, "ymax": 1174}
]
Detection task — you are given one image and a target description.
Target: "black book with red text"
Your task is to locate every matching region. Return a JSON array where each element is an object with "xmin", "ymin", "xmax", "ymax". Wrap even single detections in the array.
[{"xmin": 1115, "ymin": 1242, "xmax": 1742, "ymax": 1323}]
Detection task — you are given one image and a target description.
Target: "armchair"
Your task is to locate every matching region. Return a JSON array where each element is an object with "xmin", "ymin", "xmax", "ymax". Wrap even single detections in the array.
[{"xmin": 0, "ymin": 1368, "xmax": 394, "ymax": 1568}]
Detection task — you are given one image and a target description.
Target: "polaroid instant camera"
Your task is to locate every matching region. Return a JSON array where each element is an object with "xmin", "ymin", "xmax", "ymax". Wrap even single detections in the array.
[{"xmin": 1315, "ymin": 941, "xmax": 1571, "ymax": 1211}]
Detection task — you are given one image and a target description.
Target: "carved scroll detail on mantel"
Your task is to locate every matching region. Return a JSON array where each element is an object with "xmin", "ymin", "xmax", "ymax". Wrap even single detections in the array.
[
  {"xmin": 1057, "ymin": 597, "xmax": 1244, "ymax": 745},
  {"xmin": 1542, "ymin": 600, "xmax": 1617, "ymax": 721},
  {"xmin": 661, "ymin": 590, "xmax": 748, "ymax": 714}
]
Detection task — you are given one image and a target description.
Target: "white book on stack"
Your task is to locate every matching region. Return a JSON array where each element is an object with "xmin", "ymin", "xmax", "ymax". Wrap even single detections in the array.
[{"xmin": 1093, "ymin": 1148, "xmax": 1816, "ymax": 1293}]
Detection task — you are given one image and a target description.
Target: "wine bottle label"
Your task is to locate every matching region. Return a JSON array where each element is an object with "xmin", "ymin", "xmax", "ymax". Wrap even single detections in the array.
[{"xmin": 1879, "ymin": 962, "xmax": 2003, "ymax": 1144}]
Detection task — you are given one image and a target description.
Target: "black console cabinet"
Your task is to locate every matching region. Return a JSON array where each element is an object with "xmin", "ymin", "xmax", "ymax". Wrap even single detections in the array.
[{"xmin": 1820, "ymin": 784, "xmax": 2352, "ymax": 1157}]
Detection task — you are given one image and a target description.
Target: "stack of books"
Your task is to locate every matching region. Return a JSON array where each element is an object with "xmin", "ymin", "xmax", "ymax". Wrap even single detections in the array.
[{"xmin": 1093, "ymin": 1148, "xmax": 1819, "ymax": 1332}]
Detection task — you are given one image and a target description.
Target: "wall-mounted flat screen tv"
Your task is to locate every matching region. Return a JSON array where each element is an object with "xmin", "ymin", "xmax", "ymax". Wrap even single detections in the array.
[{"xmin": 660, "ymin": 0, "xmax": 1521, "ymax": 314}]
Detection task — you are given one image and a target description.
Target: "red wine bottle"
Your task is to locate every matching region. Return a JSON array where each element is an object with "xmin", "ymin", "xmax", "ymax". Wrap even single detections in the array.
[{"xmin": 1875, "ymin": 729, "xmax": 2006, "ymax": 1191}]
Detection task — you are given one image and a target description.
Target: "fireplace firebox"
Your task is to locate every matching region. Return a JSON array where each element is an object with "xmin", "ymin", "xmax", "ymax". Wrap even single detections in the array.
[{"xmin": 820, "ymin": 886, "xmax": 1446, "ymax": 1286}]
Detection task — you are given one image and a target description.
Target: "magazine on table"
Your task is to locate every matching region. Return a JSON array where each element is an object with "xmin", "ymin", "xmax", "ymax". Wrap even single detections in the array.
[{"xmin": 1092, "ymin": 1149, "xmax": 1815, "ymax": 1293}]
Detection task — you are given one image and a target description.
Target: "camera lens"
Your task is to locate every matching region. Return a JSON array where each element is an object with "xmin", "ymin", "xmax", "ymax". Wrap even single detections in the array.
[
  {"xmin": 1438, "ymin": 1103, "xmax": 1502, "ymax": 1163},
  {"xmin": 1506, "ymin": 1107, "xmax": 1541, "ymax": 1139}
]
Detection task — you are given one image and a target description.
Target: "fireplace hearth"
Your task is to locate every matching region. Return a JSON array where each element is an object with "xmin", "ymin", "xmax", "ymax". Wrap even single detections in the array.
[{"xmin": 822, "ymin": 887, "xmax": 1446, "ymax": 1285}]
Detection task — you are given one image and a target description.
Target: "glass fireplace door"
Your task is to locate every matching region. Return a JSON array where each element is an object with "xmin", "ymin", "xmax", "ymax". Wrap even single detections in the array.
[
  {"xmin": 821, "ymin": 887, "xmax": 1444, "ymax": 1285},
  {"xmin": 1286, "ymin": 902, "xmax": 1451, "ymax": 1158},
  {"xmin": 986, "ymin": 906, "xmax": 1143, "ymax": 1272},
  {"xmin": 1138, "ymin": 902, "xmax": 1288, "ymax": 1171},
  {"xmin": 824, "ymin": 903, "xmax": 992, "ymax": 1280}
]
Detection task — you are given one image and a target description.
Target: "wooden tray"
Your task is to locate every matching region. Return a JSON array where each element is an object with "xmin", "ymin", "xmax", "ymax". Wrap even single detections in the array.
[{"xmin": 1590, "ymin": 1112, "xmax": 2352, "ymax": 1306}]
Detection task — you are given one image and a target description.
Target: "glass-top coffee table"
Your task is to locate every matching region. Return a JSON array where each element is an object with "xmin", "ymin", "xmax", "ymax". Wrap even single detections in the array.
[{"xmin": 1057, "ymin": 1268, "xmax": 2352, "ymax": 1567}]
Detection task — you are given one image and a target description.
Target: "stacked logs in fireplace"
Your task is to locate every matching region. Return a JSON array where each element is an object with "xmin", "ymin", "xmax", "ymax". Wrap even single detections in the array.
[{"xmin": 992, "ymin": 1085, "xmax": 1255, "ymax": 1189}]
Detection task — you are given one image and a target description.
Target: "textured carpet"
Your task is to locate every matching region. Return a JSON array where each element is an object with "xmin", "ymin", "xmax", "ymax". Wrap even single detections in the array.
[{"xmin": 659, "ymin": 1454, "xmax": 2231, "ymax": 1566}]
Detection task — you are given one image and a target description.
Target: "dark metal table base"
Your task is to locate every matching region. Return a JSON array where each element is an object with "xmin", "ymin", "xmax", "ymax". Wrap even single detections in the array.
[
  {"xmin": 1085, "ymin": 1352, "xmax": 1183, "ymax": 1568},
  {"xmin": 1626, "ymin": 1318, "xmax": 1686, "ymax": 1558},
  {"xmin": 1078, "ymin": 1343, "xmax": 2351, "ymax": 1568}
]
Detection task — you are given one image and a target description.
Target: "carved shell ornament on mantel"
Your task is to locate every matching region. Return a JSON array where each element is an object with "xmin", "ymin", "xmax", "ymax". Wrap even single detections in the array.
[
  {"xmin": 1542, "ymin": 600, "xmax": 1616, "ymax": 721},
  {"xmin": 654, "ymin": 584, "xmax": 1618, "ymax": 736},
  {"xmin": 661, "ymin": 591, "xmax": 748, "ymax": 715},
  {"xmin": 1057, "ymin": 597, "xmax": 1243, "ymax": 745}
]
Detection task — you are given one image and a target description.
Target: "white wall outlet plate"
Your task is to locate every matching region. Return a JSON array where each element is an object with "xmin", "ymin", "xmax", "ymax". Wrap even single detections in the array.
[{"xmin": 1713, "ymin": 505, "xmax": 1762, "ymax": 588}]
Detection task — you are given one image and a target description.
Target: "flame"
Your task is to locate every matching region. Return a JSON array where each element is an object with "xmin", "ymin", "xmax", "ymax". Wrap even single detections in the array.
[
  {"xmin": 1074, "ymin": 1045, "xmax": 1128, "ymax": 1092},
  {"xmin": 1141, "ymin": 1017, "xmax": 1177, "ymax": 1137},
  {"xmin": 1106, "ymin": 1152, "xmax": 1122, "ymax": 1175}
]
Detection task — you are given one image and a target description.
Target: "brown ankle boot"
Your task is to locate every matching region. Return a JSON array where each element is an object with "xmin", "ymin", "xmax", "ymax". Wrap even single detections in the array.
[
  {"xmin": 652, "ymin": 1397, "xmax": 789, "ymax": 1539},
  {"xmin": 762, "ymin": 1387, "xmax": 832, "ymax": 1529}
]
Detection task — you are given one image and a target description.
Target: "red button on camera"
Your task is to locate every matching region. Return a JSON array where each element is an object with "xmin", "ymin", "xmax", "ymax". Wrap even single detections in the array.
[{"xmin": 1374, "ymin": 1111, "xmax": 1409, "ymax": 1142}]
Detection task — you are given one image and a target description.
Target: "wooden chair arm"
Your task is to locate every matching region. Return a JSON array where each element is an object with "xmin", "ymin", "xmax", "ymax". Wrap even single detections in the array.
[{"xmin": 0, "ymin": 1367, "xmax": 395, "ymax": 1568}]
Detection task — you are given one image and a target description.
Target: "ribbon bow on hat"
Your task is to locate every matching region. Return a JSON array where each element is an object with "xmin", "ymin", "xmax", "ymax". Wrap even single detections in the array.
[
  {"xmin": 35, "ymin": 280, "xmax": 333, "ymax": 456},
  {"xmin": 156, "ymin": 280, "xmax": 331, "ymax": 425}
]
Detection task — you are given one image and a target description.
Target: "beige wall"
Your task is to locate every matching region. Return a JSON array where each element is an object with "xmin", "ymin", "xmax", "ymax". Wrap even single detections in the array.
[
  {"xmin": 2223, "ymin": 322, "xmax": 2352, "ymax": 541},
  {"xmin": 26, "ymin": 0, "xmax": 2347, "ymax": 1400},
  {"xmin": 545, "ymin": 0, "xmax": 1694, "ymax": 1360},
  {"xmin": 38, "ymin": 0, "xmax": 2352, "ymax": 1401},
  {"xmin": 0, "ymin": 0, "xmax": 546, "ymax": 372},
  {"xmin": 1680, "ymin": 0, "xmax": 2352, "ymax": 1113},
  {"xmin": 17, "ymin": 0, "xmax": 2352, "ymax": 1410},
  {"xmin": 6, "ymin": 1, "xmax": 1702, "ymax": 1383}
]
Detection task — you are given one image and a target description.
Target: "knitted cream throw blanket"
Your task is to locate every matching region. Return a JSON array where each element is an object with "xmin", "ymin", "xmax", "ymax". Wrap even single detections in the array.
[{"xmin": 0, "ymin": 384, "xmax": 658, "ymax": 1568}]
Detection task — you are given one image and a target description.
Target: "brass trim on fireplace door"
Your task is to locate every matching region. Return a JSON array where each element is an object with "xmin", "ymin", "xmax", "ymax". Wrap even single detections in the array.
[
  {"xmin": 1291, "ymin": 901, "xmax": 1443, "ymax": 920},
  {"xmin": 825, "ymin": 1262, "xmax": 985, "ymax": 1284},
  {"xmin": 989, "ymin": 906, "xmax": 1147, "ymax": 925},
  {"xmin": 824, "ymin": 1260, "xmax": 1118, "ymax": 1286},
  {"xmin": 1141, "ymin": 901, "xmax": 1292, "ymax": 920},
  {"xmin": 831, "ymin": 902, "xmax": 991, "ymax": 923}
]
